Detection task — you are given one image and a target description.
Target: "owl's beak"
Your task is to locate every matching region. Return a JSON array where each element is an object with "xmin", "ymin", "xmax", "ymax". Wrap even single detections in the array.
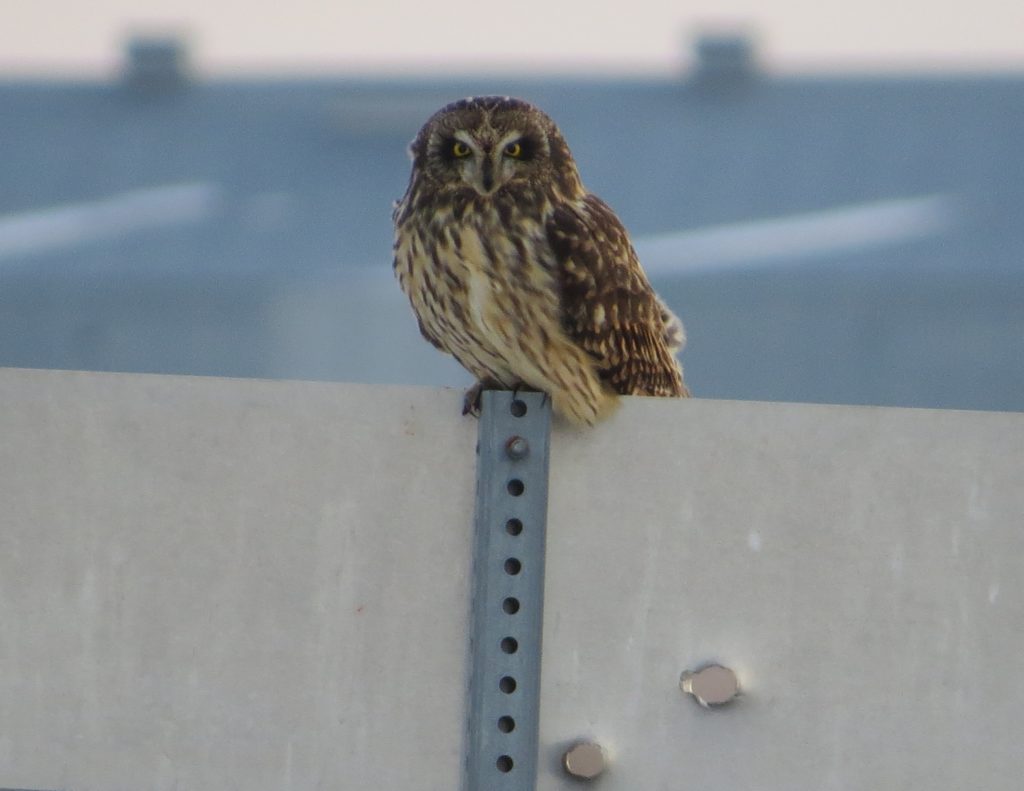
[{"xmin": 479, "ymin": 157, "xmax": 495, "ymax": 194}]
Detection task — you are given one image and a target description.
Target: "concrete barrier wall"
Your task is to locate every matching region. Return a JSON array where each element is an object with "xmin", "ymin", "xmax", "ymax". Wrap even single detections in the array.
[{"xmin": 1, "ymin": 368, "xmax": 1022, "ymax": 790}]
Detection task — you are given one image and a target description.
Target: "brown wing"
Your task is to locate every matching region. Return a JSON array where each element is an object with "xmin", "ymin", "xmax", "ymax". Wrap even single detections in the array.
[{"xmin": 546, "ymin": 194, "xmax": 688, "ymax": 397}]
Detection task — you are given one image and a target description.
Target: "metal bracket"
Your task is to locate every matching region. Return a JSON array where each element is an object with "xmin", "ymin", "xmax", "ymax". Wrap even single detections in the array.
[{"xmin": 464, "ymin": 391, "xmax": 552, "ymax": 791}]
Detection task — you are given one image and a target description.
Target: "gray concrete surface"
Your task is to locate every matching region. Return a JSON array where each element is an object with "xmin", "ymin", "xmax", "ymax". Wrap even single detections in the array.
[{"xmin": 1, "ymin": 368, "xmax": 1022, "ymax": 789}]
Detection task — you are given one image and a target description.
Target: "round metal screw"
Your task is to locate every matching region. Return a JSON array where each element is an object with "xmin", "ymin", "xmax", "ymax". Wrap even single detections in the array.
[
  {"xmin": 680, "ymin": 664, "xmax": 740, "ymax": 708},
  {"xmin": 562, "ymin": 741, "xmax": 606, "ymax": 780},
  {"xmin": 505, "ymin": 435, "xmax": 530, "ymax": 460}
]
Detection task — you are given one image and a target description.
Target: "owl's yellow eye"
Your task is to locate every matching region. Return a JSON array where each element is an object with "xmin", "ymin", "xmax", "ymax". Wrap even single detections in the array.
[
  {"xmin": 504, "ymin": 141, "xmax": 523, "ymax": 158},
  {"xmin": 452, "ymin": 141, "xmax": 471, "ymax": 158}
]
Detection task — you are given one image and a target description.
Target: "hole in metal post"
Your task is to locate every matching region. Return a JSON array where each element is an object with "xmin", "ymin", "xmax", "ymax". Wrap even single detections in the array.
[
  {"xmin": 498, "ymin": 715, "xmax": 516, "ymax": 733},
  {"xmin": 500, "ymin": 637, "xmax": 519, "ymax": 654},
  {"xmin": 499, "ymin": 676, "xmax": 517, "ymax": 694},
  {"xmin": 507, "ymin": 479, "xmax": 525, "ymax": 496},
  {"xmin": 510, "ymin": 399, "xmax": 527, "ymax": 417},
  {"xmin": 505, "ymin": 518, "xmax": 523, "ymax": 536},
  {"xmin": 504, "ymin": 558, "xmax": 522, "ymax": 575},
  {"xmin": 503, "ymin": 597, "xmax": 520, "ymax": 614},
  {"xmin": 497, "ymin": 754, "xmax": 514, "ymax": 772}
]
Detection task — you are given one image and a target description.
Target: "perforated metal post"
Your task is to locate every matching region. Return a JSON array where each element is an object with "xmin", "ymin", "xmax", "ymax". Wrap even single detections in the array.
[{"xmin": 464, "ymin": 391, "xmax": 552, "ymax": 791}]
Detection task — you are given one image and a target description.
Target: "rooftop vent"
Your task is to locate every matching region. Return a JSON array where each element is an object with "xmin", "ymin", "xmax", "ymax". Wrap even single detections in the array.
[
  {"xmin": 692, "ymin": 32, "xmax": 757, "ymax": 87},
  {"xmin": 124, "ymin": 34, "xmax": 190, "ymax": 90}
]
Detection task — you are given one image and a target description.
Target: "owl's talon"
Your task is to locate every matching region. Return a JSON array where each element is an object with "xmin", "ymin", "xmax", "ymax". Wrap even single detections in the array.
[
  {"xmin": 510, "ymin": 383, "xmax": 550, "ymax": 412},
  {"xmin": 462, "ymin": 384, "xmax": 483, "ymax": 417},
  {"xmin": 463, "ymin": 381, "xmax": 499, "ymax": 417},
  {"xmin": 511, "ymin": 382, "xmax": 539, "ymax": 398}
]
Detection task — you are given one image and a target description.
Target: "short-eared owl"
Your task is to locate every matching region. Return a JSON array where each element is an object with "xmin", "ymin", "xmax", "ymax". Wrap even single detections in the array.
[{"xmin": 393, "ymin": 96, "xmax": 689, "ymax": 425}]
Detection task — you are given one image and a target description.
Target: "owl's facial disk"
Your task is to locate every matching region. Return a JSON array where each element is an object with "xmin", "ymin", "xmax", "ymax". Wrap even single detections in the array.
[{"xmin": 445, "ymin": 130, "xmax": 532, "ymax": 197}]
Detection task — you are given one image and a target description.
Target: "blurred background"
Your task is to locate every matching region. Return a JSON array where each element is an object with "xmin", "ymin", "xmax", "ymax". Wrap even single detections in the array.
[{"xmin": 1, "ymin": 0, "xmax": 1022, "ymax": 411}]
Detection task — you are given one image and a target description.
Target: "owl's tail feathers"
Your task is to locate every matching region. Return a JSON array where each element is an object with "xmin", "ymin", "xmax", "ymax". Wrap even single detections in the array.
[
  {"xmin": 658, "ymin": 297, "xmax": 686, "ymax": 353},
  {"xmin": 552, "ymin": 382, "xmax": 620, "ymax": 427}
]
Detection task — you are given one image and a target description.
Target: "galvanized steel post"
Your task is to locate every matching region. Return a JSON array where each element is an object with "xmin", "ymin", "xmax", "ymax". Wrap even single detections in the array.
[{"xmin": 464, "ymin": 391, "xmax": 552, "ymax": 790}]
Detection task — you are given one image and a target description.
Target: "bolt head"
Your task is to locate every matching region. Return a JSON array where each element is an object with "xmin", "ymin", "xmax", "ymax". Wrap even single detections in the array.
[
  {"xmin": 680, "ymin": 664, "xmax": 740, "ymax": 707},
  {"xmin": 505, "ymin": 435, "xmax": 530, "ymax": 460},
  {"xmin": 563, "ymin": 741, "xmax": 605, "ymax": 779}
]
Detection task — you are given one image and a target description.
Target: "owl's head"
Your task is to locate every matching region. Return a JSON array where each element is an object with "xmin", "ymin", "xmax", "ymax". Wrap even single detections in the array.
[{"xmin": 409, "ymin": 96, "xmax": 582, "ymax": 199}]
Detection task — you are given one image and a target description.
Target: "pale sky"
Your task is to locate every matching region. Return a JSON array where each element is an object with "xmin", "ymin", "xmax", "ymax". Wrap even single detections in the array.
[{"xmin": 4, "ymin": 0, "xmax": 1024, "ymax": 76}]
